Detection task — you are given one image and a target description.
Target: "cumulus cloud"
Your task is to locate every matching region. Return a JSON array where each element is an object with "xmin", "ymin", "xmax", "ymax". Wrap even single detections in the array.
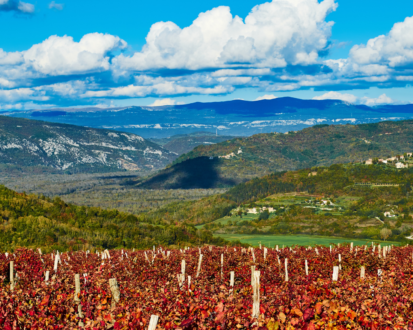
[
  {"xmin": 313, "ymin": 91, "xmax": 396, "ymax": 106},
  {"xmin": 48, "ymin": 1, "xmax": 63, "ymax": 10},
  {"xmin": 0, "ymin": 0, "xmax": 34, "ymax": 13},
  {"xmin": 255, "ymin": 94, "xmax": 278, "ymax": 101},
  {"xmin": 149, "ymin": 98, "xmax": 183, "ymax": 106},
  {"xmin": 24, "ymin": 33, "xmax": 127, "ymax": 76},
  {"xmin": 113, "ymin": 0, "xmax": 337, "ymax": 73},
  {"xmin": 350, "ymin": 16, "xmax": 413, "ymax": 67}
]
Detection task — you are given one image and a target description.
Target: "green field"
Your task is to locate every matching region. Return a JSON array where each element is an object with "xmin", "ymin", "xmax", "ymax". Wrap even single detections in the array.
[{"xmin": 215, "ymin": 234, "xmax": 398, "ymax": 247}]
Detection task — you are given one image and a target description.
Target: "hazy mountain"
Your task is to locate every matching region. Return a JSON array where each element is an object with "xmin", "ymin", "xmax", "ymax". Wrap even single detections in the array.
[
  {"xmin": 4, "ymin": 97, "xmax": 413, "ymax": 139},
  {"xmin": 0, "ymin": 116, "xmax": 175, "ymax": 174},
  {"xmin": 149, "ymin": 131, "xmax": 239, "ymax": 155},
  {"xmin": 137, "ymin": 120, "xmax": 413, "ymax": 189}
]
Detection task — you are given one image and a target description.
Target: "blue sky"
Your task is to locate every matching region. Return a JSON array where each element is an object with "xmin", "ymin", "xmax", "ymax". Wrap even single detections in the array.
[{"xmin": 1, "ymin": 0, "xmax": 413, "ymax": 110}]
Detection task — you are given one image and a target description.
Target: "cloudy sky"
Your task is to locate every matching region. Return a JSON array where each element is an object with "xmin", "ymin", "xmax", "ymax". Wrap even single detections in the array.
[{"xmin": 1, "ymin": 0, "xmax": 413, "ymax": 110}]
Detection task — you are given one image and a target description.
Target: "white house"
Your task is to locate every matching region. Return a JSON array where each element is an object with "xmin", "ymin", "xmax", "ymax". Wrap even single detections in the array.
[
  {"xmin": 396, "ymin": 162, "xmax": 408, "ymax": 169},
  {"xmin": 365, "ymin": 159, "xmax": 373, "ymax": 165},
  {"xmin": 384, "ymin": 212, "xmax": 396, "ymax": 218},
  {"xmin": 237, "ymin": 148, "xmax": 242, "ymax": 154},
  {"xmin": 219, "ymin": 152, "xmax": 235, "ymax": 159}
]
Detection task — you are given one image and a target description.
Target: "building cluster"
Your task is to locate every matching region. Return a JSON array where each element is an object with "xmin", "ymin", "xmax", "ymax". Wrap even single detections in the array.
[
  {"xmin": 218, "ymin": 147, "xmax": 243, "ymax": 159},
  {"xmin": 365, "ymin": 153, "xmax": 412, "ymax": 168}
]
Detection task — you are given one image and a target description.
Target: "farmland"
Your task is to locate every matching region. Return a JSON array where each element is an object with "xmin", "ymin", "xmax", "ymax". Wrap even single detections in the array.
[{"xmin": 1, "ymin": 244, "xmax": 412, "ymax": 329}]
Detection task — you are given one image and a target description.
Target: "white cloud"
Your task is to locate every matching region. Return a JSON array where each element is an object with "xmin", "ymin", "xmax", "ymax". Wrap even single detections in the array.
[
  {"xmin": 0, "ymin": 0, "xmax": 34, "ymax": 13},
  {"xmin": 49, "ymin": 1, "xmax": 63, "ymax": 10},
  {"xmin": 350, "ymin": 16, "xmax": 413, "ymax": 67},
  {"xmin": 313, "ymin": 91, "xmax": 358, "ymax": 103},
  {"xmin": 255, "ymin": 94, "xmax": 278, "ymax": 101},
  {"xmin": 0, "ymin": 88, "xmax": 48, "ymax": 102},
  {"xmin": 24, "ymin": 33, "xmax": 127, "ymax": 76},
  {"xmin": 313, "ymin": 91, "xmax": 396, "ymax": 106},
  {"xmin": 0, "ymin": 49, "xmax": 24, "ymax": 66},
  {"xmin": 113, "ymin": 0, "xmax": 337, "ymax": 72},
  {"xmin": 148, "ymin": 98, "xmax": 182, "ymax": 106}
]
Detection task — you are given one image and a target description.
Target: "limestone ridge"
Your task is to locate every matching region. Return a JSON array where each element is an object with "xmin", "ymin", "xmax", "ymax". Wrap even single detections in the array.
[{"xmin": 0, "ymin": 116, "xmax": 176, "ymax": 173}]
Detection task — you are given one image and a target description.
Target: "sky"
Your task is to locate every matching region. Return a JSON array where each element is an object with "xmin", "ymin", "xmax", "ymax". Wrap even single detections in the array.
[{"xmin": 1, "ymin": 0, "xmax": 413, "ymax": 110}]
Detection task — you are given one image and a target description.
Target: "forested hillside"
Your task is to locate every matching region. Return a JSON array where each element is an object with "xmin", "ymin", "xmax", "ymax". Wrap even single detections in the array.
[
  {"xmin": 0, "ymin": 185, "xmax": 234, "ymax": 252},
  {"xmin": 143, "ymin": 120, "xmax": 413, "ymax": 188},
  {"xmin": 138, "ymin": 162, "xmax": 413, "ymax": 242}
]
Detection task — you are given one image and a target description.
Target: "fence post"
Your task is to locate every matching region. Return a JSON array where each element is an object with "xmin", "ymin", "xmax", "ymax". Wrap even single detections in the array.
[
  {"xmin": 74, "ymin": 274, "xmax": 81, "ymax": 303},
  {"xmin": 360, "ymin": 266, "xmax": 365, "ymax": 279},
  {"xmin": 221, "ymin": 254, "xmax": 224, "ymax": 280},
  {"xmin": 332, "ymin": 266, "xmax": 339, "ymax": 281},
  {"xmin": 251, "ymin": 266, "xmax": 255, "ymax": 286},
  {"xmin": 305, "ymin": 260, "xmax": 308, "ymax": 276},
  {"xmin": 181, "ymin": 260, "xmax": 186, "ymax": 277}
]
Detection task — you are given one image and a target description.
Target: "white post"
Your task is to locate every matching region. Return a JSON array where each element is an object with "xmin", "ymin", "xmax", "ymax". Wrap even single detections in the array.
[
  {"xmin": 350, "ymin": 242, "xmax": 353, "ymax": 252},
  {"xmin": 360, "ymin": 266, "xmax": 365, "ymax": 279},
  {"xmin": 285, "ymin": 259, "xmax": 289, "ymax": 282},
  {"xmin": 221, "ymin": 254, "xmax": 224, "ymax": 280},
  {"xmin": 264, "ymin": 248, "xmax": 267, "ymax": 261},
  {"xmin": 10, "ymin": 261, "xmax": 14, "ymax": 291},
  {"xmin": 54, "ymin": 254, "xmax": 59, "ymax": 272},
  {"xmin": 196, "ymin": 254, "xmax": 203, "ymax": 277},
  {"xmin": 74, "ymin": 274, "xmax": 81, "ymax": 303},
  {"xmin": 188, "ymin": 276, "xmax": 191, "ymax": 290},
  {"xmin": 45, "ymin": 270, "xmax": 50, "ymax": 283},
  {"xmin": 332, "ymin": 266, "xmax": 339, "ymax": 281},
  {"xmin": 148, "ymin": 315, "xmax": 159, "ymax": 330},
  {"xmin": 251, "ymin": 266, "xmax": 255, "ymax": 286},
  {"xmin": 338, "ymin": 254, "xmax": 342, "ymax": 270},
  {"xmin": 181, "ymin": 260, "xmax": 186, "ymax": 277},
  {"xmin": 109, "ymin": 278, "xmax": 120, "ymax": 308},
  {"xmin": 252, "ymin": 270, "xmax": 260, "ymax": 319},
  {"xmin": 230, "ymin": 271, "xmax": 235, "ymax": 287},
  {"xmin": 305, "ymin": 260, "xmax": 308, "ymax": 276}
]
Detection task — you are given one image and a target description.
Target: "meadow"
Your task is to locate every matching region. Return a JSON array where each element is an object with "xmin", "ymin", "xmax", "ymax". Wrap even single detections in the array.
[{"xmin": 215, "ymin": 234, "xmax": 398, "ymax": 247}]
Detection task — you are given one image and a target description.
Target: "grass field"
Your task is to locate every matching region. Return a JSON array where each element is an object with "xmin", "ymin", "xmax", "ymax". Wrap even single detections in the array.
[{"xmin": 215, "ymin": 234, "xmax": 398, "ymax": 247}]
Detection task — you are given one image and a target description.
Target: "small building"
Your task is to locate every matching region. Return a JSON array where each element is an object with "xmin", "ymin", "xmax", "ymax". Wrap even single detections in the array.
[
  {"xmin": 237, "ymin": 147, "xmax": 242, "ymax": 154},
  {"xmin": 396, "ymin": 162, "xmax": 408, "ymax": 169},
  {"xmin": 379, "ymin": 159, "xmax": 388, "ymax": 164},
  {"xmin": 219, "ymin": 152, "xmax": 235, "ymax": 159},
  {"xmin": 384, "ymin": 212, "xmax": 396, "ymax": 218},
  {"xmin": 365, "ymin": 159, "xmax": 373, "ymax": 165},
  {"xmin": 407, "ymin": 153, "xmax": 412, "ymax": 157},
  {"xmin": 308, "ymin": 171, "xmax": 317, "ymax": 177}
]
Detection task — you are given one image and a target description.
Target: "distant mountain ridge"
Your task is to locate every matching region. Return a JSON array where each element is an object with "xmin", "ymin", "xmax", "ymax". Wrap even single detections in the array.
[
  {"xmin": 149, "ymin": 131, "xmax": 240, "ymax": 155},
  {"xmin": 4, "ymin": 97, "xmax": 413, "ymax": 138},
  {"xmin": 137, "ymin": 120, "xmax": 413, "ymax": 189},
  {"xmin": 0, "ymin": 116, "xmax": 175, "ymax": 173}
]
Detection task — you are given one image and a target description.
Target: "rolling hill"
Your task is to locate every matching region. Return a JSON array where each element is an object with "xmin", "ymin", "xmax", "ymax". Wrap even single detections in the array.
[
  {"xmin": 0, "ymin": 116, "xmax": 176, "ymax": 174},
  {"xmin": 138, "ymin": 120, "xmax": 413, "ymax": 188}
]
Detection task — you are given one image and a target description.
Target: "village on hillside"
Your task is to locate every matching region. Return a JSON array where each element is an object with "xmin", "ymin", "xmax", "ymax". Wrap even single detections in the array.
[{"xmin": 364, "ymin": 153, "xmax": 413, "ymax": 168}]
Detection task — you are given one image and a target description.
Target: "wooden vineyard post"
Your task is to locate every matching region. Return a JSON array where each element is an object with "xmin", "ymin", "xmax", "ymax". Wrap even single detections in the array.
[
  {"xmin": 188, "ymin": 276, "xmax": 191, "ymax": 291},
  {"xmin": 181, "ymin": 260, "xmax": 186, "ymax": 277},
  {"xmin": 285, "ymin": 259, "xmax": 289, "ymax": 282},
  {"xmin": 109, "ymin": 278, "xmax": 120, "ymax": 308},
  {"xmin": 251, "ymin": 266, "xmax": 255, "ymax": 286},
  {"xmin": 230, "ymin": 271, "xmax": 234, "ymax": 294},
  {"xmin": 54, "ymin": 254, "xmax": 59, "ymax": 272},
  {"xmin": 196, "ymin": 254, "xmax": 203, "ymax": 277},
  {"xmin": 148, "ymin": 315, "xmax": 159, "ymax": 330},
  {"xmin": 45, "ymin": 270, "xmax": 50, "ymax": 284},
  {"xmin": 74, "ymin": 274, "xmax": 81, "ymax": 303},
  {"xmin": 305, "ymin": 260, "xmax": 308, "ymax": 276},
  {"xmin": 264, "ymin": 247, "xmax": 267, "ymax": 261},
  {"xmin": 221, "ymin": 254, "xmax": 224, "ymax": 280},
  {"xmin": 360, "ymin": 266, "xmax": 365, "ymax": 279},
  {"xmin": 338, "ymin": 254, "xmax": 342, "ymax": 270},
  {"xmin": 10, "ymin": 261, "xmax": 14, "ymax": 291},
  {"xmin": 332, "ymin": 266, "xmax": 339, "ymax": 282},
  {"xmin": 252, "ymin": 270, "xmax": 260, "ymax": 319}
]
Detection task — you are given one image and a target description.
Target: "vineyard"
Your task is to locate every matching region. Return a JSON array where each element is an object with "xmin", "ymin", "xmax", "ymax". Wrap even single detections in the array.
[{"xmin": 1, "ymin": 244, "xmax": 413, "ymax": 329}]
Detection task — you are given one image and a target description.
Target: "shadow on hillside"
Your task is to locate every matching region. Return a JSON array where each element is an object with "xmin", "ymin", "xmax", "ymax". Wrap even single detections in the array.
[{"xmin": 138, "ymin": 157, "xmax": 236, "ymax": 189}]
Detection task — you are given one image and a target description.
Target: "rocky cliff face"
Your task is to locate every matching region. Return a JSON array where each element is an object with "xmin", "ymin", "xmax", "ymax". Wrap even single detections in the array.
[{"xmin": 0, "ymin": 116, "xmax": 176, "ymax": 173}]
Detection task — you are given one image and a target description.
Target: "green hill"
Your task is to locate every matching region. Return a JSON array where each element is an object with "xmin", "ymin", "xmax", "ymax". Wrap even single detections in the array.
[
  {"xmin": 0, "ymin": 185, "xmax": 232, "ymax": 252},
  {"xmin": 138, "ymin": 162, "xmax": 413, "ymax": 243},
  {"xmin": 141, "ymin": 120, "xmax": 413, "ymax": 188}
]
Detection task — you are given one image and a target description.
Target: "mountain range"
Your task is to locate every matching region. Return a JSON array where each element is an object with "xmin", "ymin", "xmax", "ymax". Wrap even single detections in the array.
[
  {"xmin": 4, "ymin": 97, "xmax": 413, "ymax": 139},
  {"xmin": 0, "ymin": 116, "xmax": 175, "ymax": 174}
]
